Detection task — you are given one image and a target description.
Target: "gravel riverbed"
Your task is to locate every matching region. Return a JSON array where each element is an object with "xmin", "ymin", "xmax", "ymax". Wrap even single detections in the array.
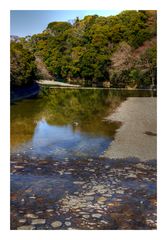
[{"xmin": 11, "ymin": 154, "xmax": 156, "ymax": 230}]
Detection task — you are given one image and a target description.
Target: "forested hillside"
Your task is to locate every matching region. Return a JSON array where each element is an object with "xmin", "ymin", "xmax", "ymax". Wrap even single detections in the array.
[{"xmin": 10, "ymin": 10, "xmax": 157, "ymax": 88}]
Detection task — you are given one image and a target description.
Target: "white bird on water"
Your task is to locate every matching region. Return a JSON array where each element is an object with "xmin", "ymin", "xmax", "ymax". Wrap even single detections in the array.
[{"xmin": 73, "ymin": 121, "xmax": 79, "ymax": 126}]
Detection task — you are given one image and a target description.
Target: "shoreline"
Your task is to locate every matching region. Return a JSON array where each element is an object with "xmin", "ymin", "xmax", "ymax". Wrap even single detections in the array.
[{"xmin": 103, "ymin": 97, "xmax": 157, "ymax": 161}]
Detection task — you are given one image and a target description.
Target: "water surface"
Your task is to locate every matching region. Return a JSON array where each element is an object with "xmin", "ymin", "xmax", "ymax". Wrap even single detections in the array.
[
  {"xmin": 11, "ymin": 88, "xmax": 155, "ymax": 159},
  {"xmin": 11, "ymin": 88, "xmax": 157, "ymax": 230}
]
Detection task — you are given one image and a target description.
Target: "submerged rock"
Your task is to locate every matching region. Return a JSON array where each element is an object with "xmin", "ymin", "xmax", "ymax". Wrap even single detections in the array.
[
  {"xmin": 51, "ymin": 221, "xmax": 62, "ymax": 228},
  {"xmin": 24, "ymin": 213, "xmax": 38, "ymax": 219},
  {"xmin": 17, "ymin": 225, "xmax": 35, "ymax": 230},
  {"xmin": 85, "ymin": 196, "xmax": 95, "ymax": 201},
  {"xmin": 65, "ymin": 221, "xmax": 71, "ymax": 227},
  {"xmin": 18, "ymin": 219, "xmax": 26, "ymax": 223},
  {"xmin": 126, "ymin": 174, "xmax": 137, "ymax": 179},
  {"xmin": 92, "ymin": 213, "xmax": 102, "ymax": 219},
  {"xmin": 31, "ymin": 219, "xmax": 46, "ymax": 225},
  {"xmin": 82, "ymin": 215, "xmax": 90, "ymax": 219},
  {"xmin": 97, "ymin": 197, "xmax": 107, "ymax": 203},
  {"xmin": 73, "ymin": 181, "xmax": 85, "ymax": 185}
]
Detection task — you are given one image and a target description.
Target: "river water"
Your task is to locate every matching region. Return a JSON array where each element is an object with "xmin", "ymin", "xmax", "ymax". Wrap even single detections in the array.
[
  {"xmin": 11, "ymin": 88, "xmax": 157, "ymax": 230},
  {"xmin": 11, "ymin": 88, "xmax": 155, "ymax": 160}
]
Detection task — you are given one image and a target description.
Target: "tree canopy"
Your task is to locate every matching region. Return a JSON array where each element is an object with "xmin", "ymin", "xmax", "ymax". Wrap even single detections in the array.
[{"xmin": 10, "ymin": 41, "xmax": 37, "ymax": 87}]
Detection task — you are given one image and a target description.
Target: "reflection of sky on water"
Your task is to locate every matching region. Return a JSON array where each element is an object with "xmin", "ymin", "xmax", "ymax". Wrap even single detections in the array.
[
  {"xmin": 11, "ymin": 89, "xmax": 155, "ymax": 160},
  {"xmin": 32, "ymin": 118, "xmax": 81, "ymax": 147},
  {"xmin": 28, "ymin": 118, "xmax": 111, "ymax": 159}
]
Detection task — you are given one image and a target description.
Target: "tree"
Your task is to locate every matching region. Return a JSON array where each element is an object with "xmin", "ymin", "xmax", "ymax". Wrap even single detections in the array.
[
  {"xmin": 10, "ymin": 42, "xmax": 37, "ymax": 87},
  {"xmin": 140, "ymin": 45, "xmax": 157, "ymax": 87},
  {"xmin": 11, "ymin": 11, "xmax": 157, "ymax": 88}
]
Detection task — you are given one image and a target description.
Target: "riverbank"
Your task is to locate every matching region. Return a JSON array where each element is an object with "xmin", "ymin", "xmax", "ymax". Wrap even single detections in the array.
[
  {"xmin": 37, "ymin": 80, "xmax": 80, "ymax": 87},
  {"xmin": 103, "ymin": 97, "xmax": 157, "ymax": 161}
]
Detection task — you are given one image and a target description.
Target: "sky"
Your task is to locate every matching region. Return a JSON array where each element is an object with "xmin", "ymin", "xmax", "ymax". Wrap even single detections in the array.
[{"xmin": 10, "ymin": 10, "xmax": 121, "ymax": 37}]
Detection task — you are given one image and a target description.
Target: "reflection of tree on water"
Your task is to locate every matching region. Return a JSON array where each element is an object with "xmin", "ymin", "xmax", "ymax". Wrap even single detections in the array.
[
  {"xmin": 11, "ymin": 88, "xmax": 154, "ymax": 152},
  {"xmin": 11, "ymin": 89, "xmax": 125, "ymax": 149}
]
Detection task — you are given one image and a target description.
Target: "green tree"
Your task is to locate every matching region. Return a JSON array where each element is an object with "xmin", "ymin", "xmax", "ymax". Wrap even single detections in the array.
[{"xmin": 10, "ymin": 41, "xmax": 37, "ymax": 87}]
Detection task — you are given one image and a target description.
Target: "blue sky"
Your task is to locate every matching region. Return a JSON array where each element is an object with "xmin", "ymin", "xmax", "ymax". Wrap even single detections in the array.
[{"xmin": 10, "ymin": 10, "xmax": 121, "ymax": 37}]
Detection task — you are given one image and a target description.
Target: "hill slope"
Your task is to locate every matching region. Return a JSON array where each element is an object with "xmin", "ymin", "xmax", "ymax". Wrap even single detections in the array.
[{"xmin": 10, "ymin": 10, "xmax": 157, "ymax": 89}]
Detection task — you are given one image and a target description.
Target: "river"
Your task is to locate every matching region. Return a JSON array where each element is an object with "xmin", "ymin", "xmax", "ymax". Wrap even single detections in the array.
[{"xmin": 11, "ymin": 88, "xmax": 157, "ymax": 230}]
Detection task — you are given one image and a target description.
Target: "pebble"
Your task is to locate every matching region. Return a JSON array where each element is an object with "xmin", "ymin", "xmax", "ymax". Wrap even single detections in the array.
[
  {"xmin": 25, "ymin": 189, "xmax": 32, "ymax": 193},
  {"xmin": 31, "ymin": 219, "xmax": 46, "ymax": 225},
  {"xmin": 136, "ymin": 163, "xmax": 145, "ymax": 169},
  {"xmin": 108, "ymin": 202, "xmax": 121, "ymax": 207},
  {"xmin": 74, "ymin": 192, "xmax": 79, "ymax": 195},
  {"xmin": 36, "ymin": 211, "xmax": 43, "ymax": 214},
  {"xmin": 116, "ymin": 190, "xmax": 124, "ymax": 194},
  {"xmin": 83, "ymin": 215, "xmax": 90, "ymax": 219},
  {"xmin": 73, "ymin": 181, "xmax": 85, "ymax": 185},
  {"xmin": 46, "ymin": 209, "xmax": 54, "ymax": 212},
  {"xmin": 25, "ymin": 213, "xmax": 38, "ymax": 219},
  {"xmin": 146, "ymin": 219, "xmax": 154, "ymax": 224},
  {"xmin": 97, "ymin": 197, "xmax": 107, "ymax": 202},
  {"xmin": 85, "ymin": 196, "xmax": 94, "ymax": 201},
  {"xmin": 79, "ymin": 212, "xmax": 87, "ymax": 215},
  {"xmin": 17, "ymin": 225, "xmax": 35, "ymax": 230},
  {"xmin": 127, "ymin": 174, "xmax": 137, "ymax": 179},
  {"xmin": 18, "ymin": 219, "xmax": 26, "ymax": 223},
  {"xmin": 101, "ymin": 220, "xmax": 108, "ymax": 224},
  {"xmin": 51, "ymin": 221, "xmax": 62, "ymax": 228},
  {"xmin": 104, "ymin": 194, "xmax": 112, "ymax": 197},
  {"xmin": 58, "ymin": 171, "xmax": 64, "ymax": 175},
  {"xmin": 65, "ymin": 221, "xmax": 71, "ymax": 226},
  {"xmin": 14, "ymin": 166, "xmax": 24, "ymax": 169},
  {"xmin": 85, "ymin": 192, "xmax": 95, "ymax": 196},
  {"xmin": 92, "ymin": 213, "xmax": 102, "ymax": 219},
  {"xmin": 29, "ymin": 196, "xmax": 36, "ymax": 199}
]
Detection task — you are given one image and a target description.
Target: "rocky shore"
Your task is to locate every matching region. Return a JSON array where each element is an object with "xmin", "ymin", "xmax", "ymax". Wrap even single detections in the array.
[{"xmin": 11, "ymin": 154, "xmax": 156, "ymax": 230}]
